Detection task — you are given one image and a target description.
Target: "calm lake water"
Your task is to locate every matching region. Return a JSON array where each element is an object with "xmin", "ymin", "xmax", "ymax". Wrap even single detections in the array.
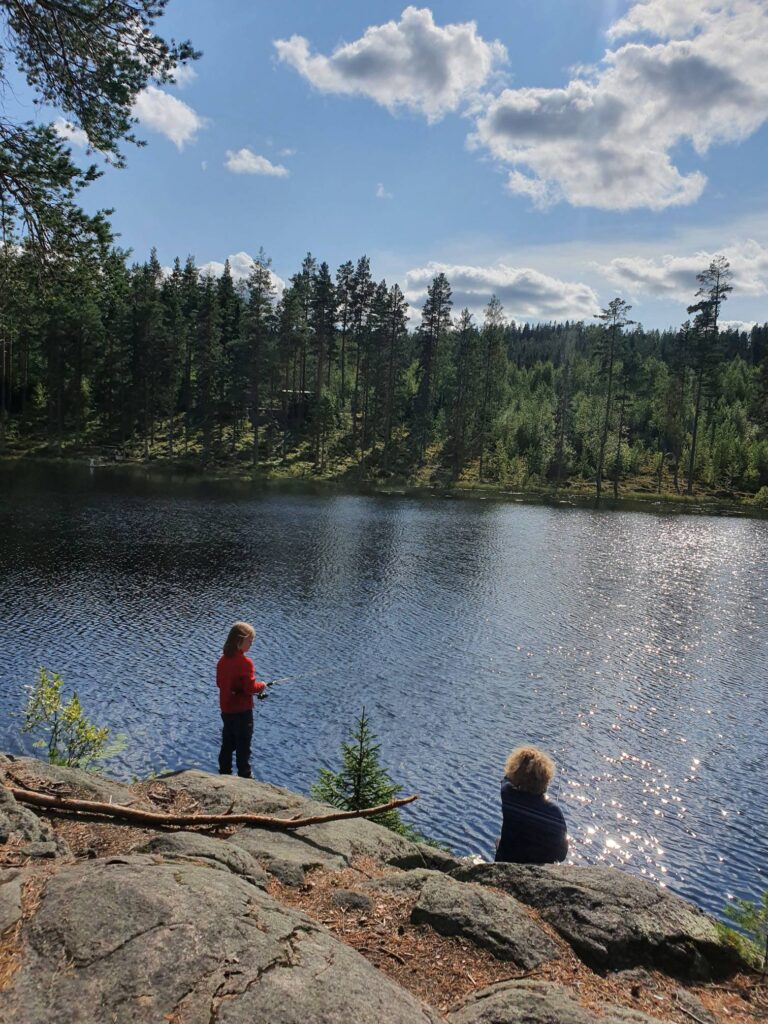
[{"xmin": 1, "ymin": 462, "xmax": 766, "ymax": 917}]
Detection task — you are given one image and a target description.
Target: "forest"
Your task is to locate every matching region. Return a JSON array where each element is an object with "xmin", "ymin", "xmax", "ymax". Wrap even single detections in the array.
[{"xmin": 1, "ymin": 245, "xmax": 767, "ymax": 503}]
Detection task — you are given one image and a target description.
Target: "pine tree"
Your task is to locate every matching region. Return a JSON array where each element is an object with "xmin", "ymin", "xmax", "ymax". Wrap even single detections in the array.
[
  {"xmin": 414, "ymin": 272, "xmax": 452, "ymax": 460},
  {"xmin": 685, "ymin": 256, "xmax": 732, "ymax": 495},
  {"xmin": 594, "ymin": 298, "xmax": 635, "ymax": 502},
  {"xmin": 449, "ymin": 308, "xmax": 480, "ymax": 480},
  {"xmin": 479, "ymin": 295, "xmax": 507, "ymax": 480},
  {"xmin": 243, "ymin": 251, "xmax": 276, "ymax": 465}
]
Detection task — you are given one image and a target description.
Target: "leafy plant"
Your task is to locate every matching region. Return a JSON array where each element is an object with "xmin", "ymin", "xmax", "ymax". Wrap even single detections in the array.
[
  {"xmin": 311, "ymin": 707, "xmax": 441, "ymax": 846},
  {"xmin": 22, "ymin": 667, "xmax": 125, "ymax": 770},
  {"xmin": 717, "ymin": 891, "xmax": 768, "ymax": 974}
]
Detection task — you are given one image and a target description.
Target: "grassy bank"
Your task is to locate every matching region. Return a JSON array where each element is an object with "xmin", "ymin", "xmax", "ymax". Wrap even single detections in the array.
[{"xmin": 4, "ymin": 436, "xmax": 768, "ymax": 521}]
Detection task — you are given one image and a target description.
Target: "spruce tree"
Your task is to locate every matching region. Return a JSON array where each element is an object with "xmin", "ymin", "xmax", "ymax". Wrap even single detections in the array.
[{"xmin": 311, "ymin": 707, "xmax": 406, "ymax": 834}]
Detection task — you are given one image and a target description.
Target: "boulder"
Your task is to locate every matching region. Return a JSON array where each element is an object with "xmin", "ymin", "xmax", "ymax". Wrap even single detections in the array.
[
  {"xmin": 153, "ymin": 770, "xmax": 434, "ymax": 869},
  {"xmin": 390, "ymin": 842, "xmax": 462, "ymax": 872},
  {"xmin": 225, "ymin": 827, "xmax": 346, "ymax": 881},
  {"xmin": 0, "ymin": 867, "xmax": 22, "ymax": 933},
  {"xmin": 135, "ymin": 831, "xmax": 269, "ymax": 888},
  {"xmin": 330, "ymin": 889, "xmax": 374, "ymax": 913},
  {"xmin": 411, "ymin": 874, "xmax": 560, "ymax": 967},
  {"xmin": 452, "ymin": 863, "xmax": 748, "ymax": 979},
  {"xmin": 0, "ymin": 854, "xmax": 442, "ymax": 1024},
  {"xmin": 0, "ymin": 788, "xmax": 69, "ymax": 857},
  {"xmin": 1, "ymin": 755, "xmax": 141, "ymax": 806},
  {"xmin": 149, "ymin": 770, "xmax": 311, "ymax": 816},
  {"xmin": 446, "ymin": 980, "xmax": 666, "ymax": 1024}
]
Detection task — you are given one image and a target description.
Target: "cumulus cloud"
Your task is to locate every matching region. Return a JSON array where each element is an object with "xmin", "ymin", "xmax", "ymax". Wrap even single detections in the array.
[
  {"xmin": 133, "ymin": 86, "xmax": 206, "ymax": 149},
  {"xmin": 376, "ymin": 182, "xmax": 394, "ymax": 199},
  {"xmin": 225, "ymin": 148, "xmax": 289, "ymax": 176},
  {"xmin": 470, "ymin": 0, "xmax": 768, "ymax": 210},
  {"xmin": 606, "ymin": 0, "xmax": 723, "ymax": 41},
  {"xmin": 274, "ymin": 6, "xmax": 507, "ymax": 121},
  {"xmin": 598, "ymin": 240, "xmax": 768, "ymax": 300},
  {"xmin": 198, "ymin": 251, "xmax": 286, "ymax": 297},
  {"xmin": 170, "ymin": 63, "xmax": 197, "ymax": 88},
  {"xmin": 403, "ymin": 262, "xmax": 599, "ymax": 321},
  {"xmin": 721, "ymin": 319, "xmax": 758, "ymax": 333},
  {"xmin": 53, "ymin": 118, "xmax": 89, "ymax": 148}
]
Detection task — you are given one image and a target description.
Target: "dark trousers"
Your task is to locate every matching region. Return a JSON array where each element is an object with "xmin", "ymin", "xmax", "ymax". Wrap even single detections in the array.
[{"xmin": 218, "ymin": 710, "xmax": 253, "ymax": 778}]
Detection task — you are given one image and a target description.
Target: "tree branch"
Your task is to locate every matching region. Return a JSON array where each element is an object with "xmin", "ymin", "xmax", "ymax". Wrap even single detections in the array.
[{"xmin": 5, "ymin": 782, "xmax": 418, "ymax": 829}]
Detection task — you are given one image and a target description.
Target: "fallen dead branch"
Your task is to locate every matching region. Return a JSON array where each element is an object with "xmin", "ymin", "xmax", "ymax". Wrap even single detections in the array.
[{"xmin": 3, "ymin": 783, "xmax": 417, "ymax": 830}]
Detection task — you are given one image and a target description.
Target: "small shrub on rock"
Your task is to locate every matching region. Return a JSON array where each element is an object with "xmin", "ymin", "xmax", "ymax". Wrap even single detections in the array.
[
  {"xmin": 22, "ymin": 667, "xmax": 125, "ymax": 770},
  {"xmin": 311, "ymin": 707, "xmax": 436, "ymax": 845}
]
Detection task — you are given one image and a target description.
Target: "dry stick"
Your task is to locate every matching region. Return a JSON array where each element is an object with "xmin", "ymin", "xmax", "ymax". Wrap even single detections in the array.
[{"xmin": 4, "ymin": 784, "xmax": 417, "ymax": 830}]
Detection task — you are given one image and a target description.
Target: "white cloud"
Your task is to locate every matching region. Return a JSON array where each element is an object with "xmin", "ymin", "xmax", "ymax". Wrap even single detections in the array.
[
  {"xmin": 53, "ymin": 118, "xmax": 89, "ymax": 149},
  {"xmin": 133, "ymin": 86, "xmax": 206, "ymax": 149},
  {"xmin": 598, "ymin": 240, "xmax": 768, "ymax": 300},
  {"xmin": 376, "ymin": 182, "xmax": 394, "ymax": 199},
  {"xmin": 721, "ymin": 319, "xmax": 757, "ymax": 333},
  {"xmin": 201, "ymin": 160, "xmax": 208, "ymax": 172},
  {"xmin": 274, "ymin": 5, "xmax": 507, "ymax": 122},
  {"xmin": 198, "ymin": 251, "xmax": 286, "ymax": 297},
  {"xmin": 403, "ymin": 261, "xmax": 599, "ymax": 321},
  {"xmin": 606, "ymin": 0, "xmax": 723, "ymax": 41},
  {"xmin": 171, "ymin": 63, "xmax": 197, "ymax": 88},
  {"xmin": 278, "ymin": 147, "xmax": 297, "ymax": 157},
  {"xmin": 225, "ymin": 148, "xmax": 289, "ymax": 177},
  {"xmin": 470, "ymin": 0, "xmax": 768, "ymax": 210}
]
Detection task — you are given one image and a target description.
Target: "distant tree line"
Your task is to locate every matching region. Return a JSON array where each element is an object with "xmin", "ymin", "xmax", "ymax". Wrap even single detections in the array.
[{"xmin": 1, "ymin": 245, "xmax": 767, "ymax": 499}]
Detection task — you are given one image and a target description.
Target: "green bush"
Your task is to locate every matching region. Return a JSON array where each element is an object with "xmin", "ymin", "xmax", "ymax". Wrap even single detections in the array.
[
  {"xmin": 22, "ymin": 667, "xmax": 125, "ymax": 770},
  {"xmin": 750, "ymin": 485, "xmax": 768, "ymax": 508},
  {"xmin": 716, "ymin": 890, "xmax": 768, "ymax": 973}
]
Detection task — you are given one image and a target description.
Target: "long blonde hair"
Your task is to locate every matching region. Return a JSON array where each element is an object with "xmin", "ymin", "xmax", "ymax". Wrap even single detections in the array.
[
  {"xmin": 504, "ymin": 746, "xmax": 555, "ymax": 795},
  {"xmin": 222, "ymin": 621, "xmax": 255, "ymax": 657}
]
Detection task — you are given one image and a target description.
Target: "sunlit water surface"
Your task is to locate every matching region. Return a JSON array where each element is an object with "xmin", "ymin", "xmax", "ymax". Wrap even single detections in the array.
[{"xmin": 1, "ymin": 464, "xmax": 766, "ymax": 917}]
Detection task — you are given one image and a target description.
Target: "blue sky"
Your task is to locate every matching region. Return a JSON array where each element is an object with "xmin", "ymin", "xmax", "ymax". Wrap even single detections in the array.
[{"xmin": 12, "ymin": 0, "xmax": 768, "ymax": 329}]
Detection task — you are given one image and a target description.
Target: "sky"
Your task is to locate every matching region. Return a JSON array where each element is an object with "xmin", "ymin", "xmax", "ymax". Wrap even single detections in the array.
[{"xmin": 12, "ymin": 0, "xmax": 768, "ymax": 330}]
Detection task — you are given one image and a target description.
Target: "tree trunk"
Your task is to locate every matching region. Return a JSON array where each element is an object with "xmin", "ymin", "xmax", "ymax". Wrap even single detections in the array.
[
  {"xmin": 596, "ymin": 327, "xmax": 617, "ymax": 503},
  {"xmin": 687, "ymin": 366, "xmax": 704, "ymax": 495}
]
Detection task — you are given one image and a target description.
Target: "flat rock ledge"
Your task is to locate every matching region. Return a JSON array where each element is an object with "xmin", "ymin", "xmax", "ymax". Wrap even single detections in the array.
[
  {"xmin": 446, "ymin": 979, "xmax": 667, "ymax": 1024},
  {"xmin": 0, "ymin": 855, "xmax": 441, "ymax": 1024},
  {"xmin": 452, "ymin": 863, "xmax": 748, "ymax": 980}
]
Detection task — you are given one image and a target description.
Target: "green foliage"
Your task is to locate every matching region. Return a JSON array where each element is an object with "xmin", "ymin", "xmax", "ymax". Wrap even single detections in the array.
[
  {"xmin": 2, "ymin": 241, "xmax": 767, "ymax": 505},
  {"xmin": 22, "ymin": 667, "xmax": 125, "ymax": 770},
  {"xmin": 311, "ymin": 707, "xmax": 426, "ymax": 842},
  {"xmin": 0, "ymin": 0, "xmax": 198, "ymax": 261},
  {"xmin": 751, "ymin": 486, "xmax": 768, "ymax": 508},
  {"xmin": 717, "ymin": 891, "xmax": 768, "ymax": 972}
]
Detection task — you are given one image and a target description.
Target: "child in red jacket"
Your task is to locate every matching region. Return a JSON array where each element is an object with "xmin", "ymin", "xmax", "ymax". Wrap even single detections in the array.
[{"xmin": 217, "ymin": 621, "xmax": 267, "ymax": 778}]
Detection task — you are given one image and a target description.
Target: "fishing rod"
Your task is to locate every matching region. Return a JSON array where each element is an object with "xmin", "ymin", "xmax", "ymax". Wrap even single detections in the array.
[{"xmin": 260, "ymin": 654, "xmax": 373, "ymax": 691}]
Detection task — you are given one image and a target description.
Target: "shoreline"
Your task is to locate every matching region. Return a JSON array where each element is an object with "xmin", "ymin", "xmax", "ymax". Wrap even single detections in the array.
[{"xmin": 3, "ymin": 449, "xmax": 768, "ymax": 521}]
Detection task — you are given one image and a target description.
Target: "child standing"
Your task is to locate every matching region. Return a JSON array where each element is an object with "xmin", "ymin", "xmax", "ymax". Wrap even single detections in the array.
[{"xmin": 217, "ymin": 621, "xmax": 267, "ymax": 778}]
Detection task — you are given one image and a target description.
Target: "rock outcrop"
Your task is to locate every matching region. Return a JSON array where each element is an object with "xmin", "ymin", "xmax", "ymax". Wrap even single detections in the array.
[
  {"xmin": 410, "ymin": 873, "xmax": 561, "ymax": 967},
  {"xmin": 445, "ymin": 980, "xmax": 665, "ymax": 1024},
  {"xmin": 0, "ymin": 760, "xmax": 755, "ymax": 1024},
  {"xmin": 452, "ymin": 863, "xmax": 744, "ymax": 979},
  {"xmin": 1, "ymin": 855, "xmax": 442, "ymax": 1024}
]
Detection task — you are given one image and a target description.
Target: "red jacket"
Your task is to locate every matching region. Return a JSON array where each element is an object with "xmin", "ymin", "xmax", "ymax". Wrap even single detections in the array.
[{"xmin": 216, "ymin": 652, "xmax": 266, "ymax": 713}]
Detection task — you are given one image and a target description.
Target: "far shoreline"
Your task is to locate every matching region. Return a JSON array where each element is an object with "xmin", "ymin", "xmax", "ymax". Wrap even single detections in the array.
[{"xmin": 3, "ymin": 449, "xmax": 768, "ymax": 522}]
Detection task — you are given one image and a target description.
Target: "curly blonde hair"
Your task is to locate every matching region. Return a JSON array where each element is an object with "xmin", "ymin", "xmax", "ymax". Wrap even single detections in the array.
[{"xmin": 504, "ymin": 746, "xmax": 555, "ymax": 795}]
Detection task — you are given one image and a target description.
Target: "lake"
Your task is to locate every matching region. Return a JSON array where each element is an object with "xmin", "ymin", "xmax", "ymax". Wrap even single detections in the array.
[{"xmin": 1, "ymin": 461, "xmax": 766, "ymax": 918}]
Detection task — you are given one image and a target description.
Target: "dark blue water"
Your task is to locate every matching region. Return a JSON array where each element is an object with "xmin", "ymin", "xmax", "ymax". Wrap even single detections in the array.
[{"xmin": 1, "ymin": 462, "xmax": 766, "ymax": 917}]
